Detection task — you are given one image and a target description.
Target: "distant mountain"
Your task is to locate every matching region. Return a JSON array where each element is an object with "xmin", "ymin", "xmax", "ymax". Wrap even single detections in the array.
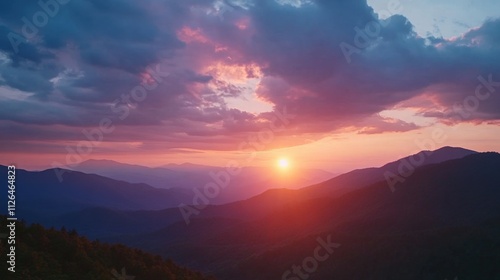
[
  {"xmin": 162, "ymin": 162, "xmax": 219, "ymax": 172},
  {"xmin": 116, "ymin": 152, "xmax": 500, "ymax": 279},
  {"xmin": 0, "ymin": 216, "xmax": 214, "ymax": 280},
  {"xmin": 181, "ymin": 146, "xmax": 478, "ymax": 223},
  {"xmin": 5, "ymin": 148, "xmax": 497, "ymax": 279},
  {"xmin": 13, "ymin": 147, "xmax": 480, "ymax": 239},
  {"xmin": 0, "ymin": 166, "xmax": 191, "ymax": 224},
  {"xmin": 203, "ymin": 165, "xmax": 333, "ymax": 203},
  {"xmin": 73, "ymin": 159, "xmax": 333, "ymax": 204},
  {"xmin": 72, "ymin": 159, "xmax": 192, "ymax": 189}
]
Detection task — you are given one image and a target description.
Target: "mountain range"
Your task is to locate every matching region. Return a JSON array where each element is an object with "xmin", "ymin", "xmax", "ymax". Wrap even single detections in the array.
[
  {"xmin": 71, "ymin": 159, "xmax": 334, "ymax": 204},
  {"xmin": 116, "ymin": 151, "xmax": 500, "ymax": 279},
  {"xmin": 1, "ymin": 146, "xmax": 499, "ymax": 279}
]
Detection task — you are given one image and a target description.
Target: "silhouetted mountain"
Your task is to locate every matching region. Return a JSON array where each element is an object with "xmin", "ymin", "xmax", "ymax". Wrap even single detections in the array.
[
  {"xmin": 116, "ymin": 152, "xmax": 500, "ymax": 279},
  {"xmin": 4, "ymin": 148, "xmax": 498, "ymax": 279},
  {"xmin": 11, "ymin": 147, "xmax": 482, "ymax": 241},
  {"xmin": 162, "ymin": 163, "xmax": 219, "ymax": 172},
  {"xmin": 74, "ymin": 159, "xmax": 199, "ymax": 190},
  {"xmin": 0, "ymin": 166, "xmax": 191, "ymax": 223},
  {"xmin": 171, "ymin": 146, "xmax": 478, "ymax": 224},
  {"xmin": 0, "ymin": 216, "xmax": 215, "ymax": 280},
  {"xmin": 51, "ymin": 207, "xmax": 185, "ymax": 239},
  {"xmin": 301, "ymin": 146, "xmax": 477, "ymax": 198},
  {"xmin": 73, "ymin": 159, "xmax": 333, "ymax": 204}
]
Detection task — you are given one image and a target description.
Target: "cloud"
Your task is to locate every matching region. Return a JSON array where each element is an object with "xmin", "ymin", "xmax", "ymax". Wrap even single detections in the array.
[
  {"xmin": 0, "ymin": 0, "xmax": 499, "ymax": 156},
  {"xmin": 357, "ymin": 115, "xmax": 420, "ymax": 135}
]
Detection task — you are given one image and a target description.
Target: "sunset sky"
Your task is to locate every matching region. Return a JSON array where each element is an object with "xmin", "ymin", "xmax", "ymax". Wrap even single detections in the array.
[{"xmin": 1, "ymin": 0, "xmax": 499, "ymax": 173}]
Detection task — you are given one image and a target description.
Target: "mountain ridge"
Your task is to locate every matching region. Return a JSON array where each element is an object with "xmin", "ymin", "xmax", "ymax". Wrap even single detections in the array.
[{"xmin": 114, "ymin": 152, "xmax": 500, "ymax": 279}]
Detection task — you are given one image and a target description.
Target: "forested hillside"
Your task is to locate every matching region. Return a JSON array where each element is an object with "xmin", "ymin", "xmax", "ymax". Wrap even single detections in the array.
[{"xmin": 0, "ymin": 217, "xmax": 215, "ymax": 280}]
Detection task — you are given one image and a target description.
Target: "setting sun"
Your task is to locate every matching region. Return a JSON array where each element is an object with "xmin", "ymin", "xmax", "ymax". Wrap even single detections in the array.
[{"xmin": 277, "ymin": 158, "xmax": 290, "ymax": 170}]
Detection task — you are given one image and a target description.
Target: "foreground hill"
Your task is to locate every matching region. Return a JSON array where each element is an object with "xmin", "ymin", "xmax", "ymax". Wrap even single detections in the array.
[{"xmin": 0, "ymin": 217, "xmax": 215, "ymax": 280}]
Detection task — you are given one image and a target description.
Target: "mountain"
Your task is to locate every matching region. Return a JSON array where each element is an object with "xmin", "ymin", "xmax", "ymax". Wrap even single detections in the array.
[
  {"xmin": 115, "ymin": 152, "xmax": 500, "ymax": 279},
  {"xmin": 162, "ymin": 163, "xmax": 219, "ymax": 172},
  {"xmin": 49, "ymin": 207, "xmax": 185, "ymax": 239},
  {"xmin": 73, "ymin": 159, "xmax": 333, "ymax": 204},
  {"xmin": 4, "ymin": 148, "xmax": 497, "ymax": 279},
  {"xmin": 0, "ymin": 216, "xmax": 215, "ymax": 280},
  {"xmin": 163, "ymin": 146, "xmax": 479, "ymax": 224},
  {"xmin": 8, "ymin": 147, "xmax": 479, "ymax": 240},
  {"xmin": 72, "ymin": 159, "xmax": 192, "ymax": 189},
  {"xmin": 0, "ymin": 166, "xmax": 191, "ymax": 224},
  {"xmin": 300, "ymin": 146, "xmax": 477, "ymax": 198}
]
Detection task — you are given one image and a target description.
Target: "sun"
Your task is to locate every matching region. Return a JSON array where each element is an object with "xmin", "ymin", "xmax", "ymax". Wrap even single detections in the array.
[{"xmin": 277, "ymin": 158, "xmax": 290, "ymax": 170}]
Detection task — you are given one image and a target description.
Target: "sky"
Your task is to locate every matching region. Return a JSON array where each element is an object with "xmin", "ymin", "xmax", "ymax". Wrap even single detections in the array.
[{"xmin": 0, "ymin": 0, "xmax": 499, "ymax": 173}]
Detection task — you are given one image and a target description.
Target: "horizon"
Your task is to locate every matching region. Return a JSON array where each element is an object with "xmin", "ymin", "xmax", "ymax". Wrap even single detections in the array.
[{"xmin": 4, "ymin": 145, "xmax": 497, "ymax": 175}]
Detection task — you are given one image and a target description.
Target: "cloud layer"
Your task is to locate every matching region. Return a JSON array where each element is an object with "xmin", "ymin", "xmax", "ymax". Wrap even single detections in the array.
[{"xmin": 1, "ymin": 0, "xmax": 499, "ymax": 156}]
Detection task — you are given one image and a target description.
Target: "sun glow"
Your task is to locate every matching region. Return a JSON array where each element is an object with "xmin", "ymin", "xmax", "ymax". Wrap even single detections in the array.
[{"xmin": 277, "ymin": 158, "xmax": 290, "ymax": 170}]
